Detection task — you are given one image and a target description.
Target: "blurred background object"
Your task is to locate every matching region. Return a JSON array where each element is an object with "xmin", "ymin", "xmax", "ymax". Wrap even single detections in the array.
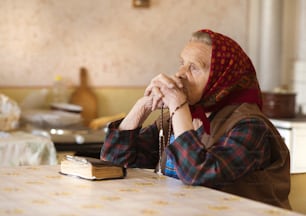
[
  {"xmin": 0, "ymin": 94, "xmax": 21, "ymax": 131},
  {"xmin": 262, "ymin": 86, "xmax": 296, "ymax": 119},
  {"xmin": 70, "ymin": 67, "xmax": 98, "ymax": 126}
]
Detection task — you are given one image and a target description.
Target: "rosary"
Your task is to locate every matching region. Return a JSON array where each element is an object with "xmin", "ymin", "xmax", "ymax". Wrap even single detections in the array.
[
  {"xmin": 157, "ymin": 105, "xmax": 168, "ymax": 175},
  {"xmin": 156, "ymin": 100, "xmax": 188, "ymax": 175}
]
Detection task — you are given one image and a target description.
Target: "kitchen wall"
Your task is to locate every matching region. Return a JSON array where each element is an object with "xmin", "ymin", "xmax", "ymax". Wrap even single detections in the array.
[
  {"xmin": 2, "ymin": 0, "xmax": 306, "ymax": 107},
  {"xmin": 0, "ymin": 0, "xmax": 249, "ymax": 88},
  {"xmin": 0, "ymin": 0, "xmax": 250, "ymax": 118}
]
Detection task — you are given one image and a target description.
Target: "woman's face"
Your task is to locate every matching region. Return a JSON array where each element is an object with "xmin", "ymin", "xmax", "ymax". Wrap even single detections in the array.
[{"xmin": 176, "ymin": 41, "xmax": 212, "ymax": 105}]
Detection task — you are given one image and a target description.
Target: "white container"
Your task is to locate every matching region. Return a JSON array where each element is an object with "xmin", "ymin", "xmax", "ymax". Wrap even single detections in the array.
[{"xmin": 52, "ymin": 75, "xmax": 68, "ymax": 103}]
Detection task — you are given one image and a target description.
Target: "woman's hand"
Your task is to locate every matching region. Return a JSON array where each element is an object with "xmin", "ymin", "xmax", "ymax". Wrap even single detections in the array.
[
  {"xmin": 144, "ymin": 73, "xmax": 186, "ymax": 111},
  {"xmin": 118, "ymin": 96, "xmax": 153, "ymax": 130},
  {"xmin": 144, "ymin": 73, "xmax": 195, "ymax": 137}
]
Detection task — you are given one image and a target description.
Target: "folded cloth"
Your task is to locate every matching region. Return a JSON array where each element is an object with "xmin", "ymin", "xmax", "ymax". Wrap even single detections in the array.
[{"xmin": 89, "ymin": 112, "xmax": 126, "ymax": 130}]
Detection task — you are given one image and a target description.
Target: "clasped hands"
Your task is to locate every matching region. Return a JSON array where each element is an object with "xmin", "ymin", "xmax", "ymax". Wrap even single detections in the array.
[{"xmin": 144, "ymin": 73, "xmax": 187, "ymax": 112}]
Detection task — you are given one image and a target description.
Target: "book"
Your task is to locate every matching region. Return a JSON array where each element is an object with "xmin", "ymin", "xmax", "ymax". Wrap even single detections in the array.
[{"xmin": 60, "ymin": 155, "xmax": 126, "ymax": 180}]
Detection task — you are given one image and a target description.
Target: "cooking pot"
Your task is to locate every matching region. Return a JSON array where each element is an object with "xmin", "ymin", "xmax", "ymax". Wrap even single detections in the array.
[{"xmin": 262, "ymin": 92, "xmax": 296, "ymax": 118}]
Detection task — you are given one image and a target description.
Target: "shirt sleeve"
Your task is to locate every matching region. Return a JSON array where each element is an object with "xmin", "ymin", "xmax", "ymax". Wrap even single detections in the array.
[
  {"xmin": 100, "ymin": 119, "xmax": 160, "ymax": 169},
  {"xmin": 165, "ymin": 118, "xmax": 272, "ymax": 188}
]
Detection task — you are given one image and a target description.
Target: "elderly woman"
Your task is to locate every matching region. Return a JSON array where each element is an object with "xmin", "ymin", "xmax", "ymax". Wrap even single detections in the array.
[{"xmin": 100, "ymin": 29, "xmax": 291, "ymax": 209}]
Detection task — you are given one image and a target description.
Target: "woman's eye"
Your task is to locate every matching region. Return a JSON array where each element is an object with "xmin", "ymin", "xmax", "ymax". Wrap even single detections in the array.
[{"xmin": 189, "ymin": 64, "xmax": 197, "ymax": 71}]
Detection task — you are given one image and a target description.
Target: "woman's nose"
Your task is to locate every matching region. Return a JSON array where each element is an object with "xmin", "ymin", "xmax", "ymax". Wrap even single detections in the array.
[{"xmin": 175, "ymin": 67, "xmax": 187, "ymax": 79}]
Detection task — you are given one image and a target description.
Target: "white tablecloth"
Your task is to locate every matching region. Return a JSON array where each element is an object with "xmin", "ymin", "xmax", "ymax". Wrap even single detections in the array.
[
  {"xmin": 0, "ymin": 131, "xmax": 57, "ymax": 166},
  {"xmin": 0, "ymin": 166, "xmax": 304, "ymax": 216}
]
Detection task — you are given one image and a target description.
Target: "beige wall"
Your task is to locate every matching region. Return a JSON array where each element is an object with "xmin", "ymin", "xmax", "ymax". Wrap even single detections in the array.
[{"xmin": 0, "ymin": 0, "xmax": 248, "ymax": 88}]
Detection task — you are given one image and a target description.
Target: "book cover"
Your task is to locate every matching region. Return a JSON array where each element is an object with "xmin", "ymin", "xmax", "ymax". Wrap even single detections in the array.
[{"xmin": 60, "ymin": 155, "xmax": 126, "ymax": 180}]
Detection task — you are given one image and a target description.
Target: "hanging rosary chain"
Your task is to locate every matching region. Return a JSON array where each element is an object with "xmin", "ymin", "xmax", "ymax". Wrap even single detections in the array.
[
  {"xmin": 158, "ymin": 105, "xmax": 173, "ymax": 175},
  {"xmin": 158, "ymin": 105, "xmax": 165, "ymax": 175},
  {"xmin": 157, "ymin": 100, "xmax": 187, "ymax": 175}
]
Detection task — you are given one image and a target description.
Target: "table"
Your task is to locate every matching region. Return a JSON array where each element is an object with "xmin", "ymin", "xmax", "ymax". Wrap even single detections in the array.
[
  {"xmin": 0, "ymin": 131, "xmax": 57, "ymax": 166},
  {"xmin": 0, "ymin": 166, "xmax": 304, "ymax": 216}
]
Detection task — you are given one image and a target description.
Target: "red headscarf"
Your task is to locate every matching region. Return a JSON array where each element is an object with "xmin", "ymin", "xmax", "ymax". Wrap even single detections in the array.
[{"xmin": 190, "ymin": 29, "xmax": 262, "ymax": 134}]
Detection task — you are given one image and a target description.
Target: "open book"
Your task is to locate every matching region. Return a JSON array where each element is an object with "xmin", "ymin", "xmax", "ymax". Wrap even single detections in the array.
[{"xmin": 60, "ymin": 155, "xmax": 126, "ymax": 180}]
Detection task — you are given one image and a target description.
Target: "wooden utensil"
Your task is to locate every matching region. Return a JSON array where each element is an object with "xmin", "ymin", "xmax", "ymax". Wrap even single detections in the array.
[{"xmin": 70, "ymin": 67, "xmax": 98, "ymax": 126}]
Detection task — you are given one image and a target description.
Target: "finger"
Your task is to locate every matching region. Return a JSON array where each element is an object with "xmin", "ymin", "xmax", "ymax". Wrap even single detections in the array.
[
  {"xmin": 148, "ymin": 86, "xmax": 163, "ymax": 111},
  {"xmin": 144, "ymin": 75, "xmax": 160, "ymax": 96},
  {"xmin": 144, "ymin": 84, "xmax": 153, "ymax": 96},
  {"xmin": 153, "ymin": 74, "xmax": 177, "ymax": 89},
  {"xmin": 151, "ymin": 86, "xmax": 163, "ymax": 99},
  {"xmin": 152, "ymin": 98, "xmax": 157, "ymax": 111},
  {"xmin": 144, "ymin": 74, "xmax": 165, "ymax": 96},
  {"xmin": 152, "ymin": 96, "xmax": 162, "ymax": 111},
  {"xmin": 171, "ymin": 75, "xmax": 184, "ymax": 88}
]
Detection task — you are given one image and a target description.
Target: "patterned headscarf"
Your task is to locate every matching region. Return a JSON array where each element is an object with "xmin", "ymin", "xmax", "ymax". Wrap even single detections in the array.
[{"xmin": 190, "ymin": 29, "xmax": 262, "ymax": 134}]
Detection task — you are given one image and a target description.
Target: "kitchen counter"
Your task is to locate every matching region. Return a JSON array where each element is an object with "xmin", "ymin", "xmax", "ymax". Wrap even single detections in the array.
[
  {"xmin": 0, "ymin": 165, "xmax": 304, "ymax": 216},
  {"xmin": 270, "ymin": 117, "xmax": 306, "ymax": 173},
  {"xmin": 269, "ymin": 117, "xmax": 306, "ymax": 214}
]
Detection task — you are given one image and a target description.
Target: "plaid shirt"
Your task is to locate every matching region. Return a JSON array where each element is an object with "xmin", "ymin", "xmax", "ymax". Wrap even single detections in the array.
[{"xmin": 101, "ymin": 118, "xmax": 272, "ymax": 188}]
